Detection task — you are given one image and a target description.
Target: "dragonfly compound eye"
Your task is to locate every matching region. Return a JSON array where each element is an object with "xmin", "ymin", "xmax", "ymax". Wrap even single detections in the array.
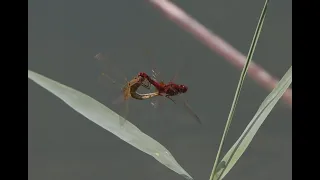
[
  {"xmin": 180, "ymin": 85, "xmax": 188, "ymax": 93},
  {"xmin": 138, "ymin": 72, "xmax": 147, "ymax": 78}
]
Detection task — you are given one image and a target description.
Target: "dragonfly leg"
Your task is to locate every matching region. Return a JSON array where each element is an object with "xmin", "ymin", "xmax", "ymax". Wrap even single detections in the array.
[{"xmin": 165, "ymin": 95, "xmax": 176, "ymax": 104}]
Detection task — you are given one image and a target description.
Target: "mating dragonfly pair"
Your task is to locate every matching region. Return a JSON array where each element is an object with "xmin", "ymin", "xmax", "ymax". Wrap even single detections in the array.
[{"xmin": 94, "ymin": 52, "xmax": 201, "ymax": 125}]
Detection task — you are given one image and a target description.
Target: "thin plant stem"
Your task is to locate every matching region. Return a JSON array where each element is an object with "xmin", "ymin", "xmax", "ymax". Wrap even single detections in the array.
[{"xmin": 209, "ymin": 0, "xmax": 269, "ymax": 179}]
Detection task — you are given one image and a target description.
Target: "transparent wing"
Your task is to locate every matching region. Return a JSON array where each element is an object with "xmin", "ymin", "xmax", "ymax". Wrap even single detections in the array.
[
  {"xmin": 112, "ymin": 86, "xmax": 131, "ymax": 126},
  {"xmin": 94, "ymin": 52, "xmax": 127, "ymax": 91},
  {"xmin": 149, "ymin": 64, "xmax": 163, "ymax": 109},
  {"xmin": 179, "ymin": 95, "xmax": 202, "ymax": 124},
  {"xmin": 94, "ymin": 52, "xmax": 152, "ymax": 126},
  {"xmin": 119, "ymin": 100, "xmax": 129, "ymax": 126},
  {"xmin": 169, "ymin": 58, "xmax": 186, "ymax": 83}
]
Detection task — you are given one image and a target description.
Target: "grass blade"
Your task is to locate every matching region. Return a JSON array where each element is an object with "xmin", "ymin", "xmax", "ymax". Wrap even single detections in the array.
[
  {"xmin": 213, "ymin": 66, "xmax": 292, "ymax": 180},
  {"xmin": 210, "ymin": 0, "xmax": 269, "ymax": 179},
  {"xmin": 28, "ymin": 70, "xmax": 193, "ymax": 180}
]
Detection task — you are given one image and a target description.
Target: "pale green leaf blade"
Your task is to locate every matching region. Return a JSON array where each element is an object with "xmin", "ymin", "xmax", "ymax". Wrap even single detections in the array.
[
  {"xmin": 213, "ymin": 66, "xmax": 292, "ymax": 180},
  {"xmin": 28, "ymin": 70, "xmax": 193, "ymax": 180}
]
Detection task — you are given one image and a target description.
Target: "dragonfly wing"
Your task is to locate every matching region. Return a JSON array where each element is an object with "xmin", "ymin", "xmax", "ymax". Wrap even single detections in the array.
[
  {"xmin": 151, "ymin": 98, "xmax": 159, "ymax": 108},
  {"xmin": 95, "ymin": 52, "xmax": 128, "ymax": 91},
  {"xmin": 152, "ymin": 68, "xmax": 161, "ymax": 80},
  {"xmin": 179, "ymin": 95, "xmax": 202, "ymax": 124},
  {"xmin": 112, "ymin": 95, "xmax": 123, "ymax": 105},
  {"xmin": 151, "ymin": 95, "xmax": 165, "ymax": 109},
  {"xmin": 119, "ymin": 100, "xmax": 129, "ymax": 126},
  {"xmin": 95, "ymin": 52, "xmax": 128, "ymax": 82},
  {"xmin": 169, "ymin": 58, "xmax": 186, "ymax": 83},
  {"xmin": 110, "ymin": 93, "xmax": 127, "ymax": 126}
]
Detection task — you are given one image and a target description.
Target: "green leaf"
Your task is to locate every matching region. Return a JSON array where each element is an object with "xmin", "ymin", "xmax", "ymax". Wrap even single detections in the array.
[
  {"xmin": 213, "ymin": 66, "xmax": 292, "ymax": 180},
  {"xmin": 210, "ymin": 0, "xmax": 269, "ymax": 179},
  {"xmin": 28, "ymin": 70, "xmax": 193, "ymax": 180}
]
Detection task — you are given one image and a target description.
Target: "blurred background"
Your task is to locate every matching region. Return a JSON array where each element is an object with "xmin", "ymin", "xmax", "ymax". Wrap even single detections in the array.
[{"xmin": 28, "ymin": 0, "xmax": 292, "ymax": 180}]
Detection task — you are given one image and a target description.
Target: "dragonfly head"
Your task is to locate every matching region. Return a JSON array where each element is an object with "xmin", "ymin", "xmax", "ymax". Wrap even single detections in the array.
[
  {"xmin": 179, "ymin": 85, "xmax": 188, "ymax": 93},
  {"xmin": 138, "ymin": 72, "xmax": 148, "ymax": 78}
]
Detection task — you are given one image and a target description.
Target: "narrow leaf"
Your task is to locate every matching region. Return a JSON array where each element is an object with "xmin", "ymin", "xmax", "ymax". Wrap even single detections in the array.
[
  {"xmin": 28, "ymin": 70, "xmax": 193, "ymax": 180},
  {"xmin": 213, "ymin": 66, "xmax": 292, "ymax": 180},
  {"xmin": 210, "ymin": 0, "xmax": 269, "ymax": 179}
]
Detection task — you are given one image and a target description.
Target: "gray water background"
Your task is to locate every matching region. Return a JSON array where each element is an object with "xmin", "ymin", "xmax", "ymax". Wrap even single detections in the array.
[{"xmin": 28, "ymin": 0, "xmax": 292, "ymax": 179}]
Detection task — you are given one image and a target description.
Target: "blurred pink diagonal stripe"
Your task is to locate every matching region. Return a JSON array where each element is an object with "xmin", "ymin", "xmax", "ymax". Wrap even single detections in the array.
[{"xmin": 148, "ymin": 0, "xmax": 292, "ymax": 107}]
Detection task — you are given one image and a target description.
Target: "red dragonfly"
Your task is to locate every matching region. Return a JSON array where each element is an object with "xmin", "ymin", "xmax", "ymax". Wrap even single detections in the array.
[
  {"xmin": 94, "ymin": 53, "xmax": 159, "ymax": 125},
  {"xmin": 94, "ymin": 51, "xmax": 202, "ymax": 124},
  {"xmin": 138, "ymin": 71, "xmax": 202, "ymax": 124}
]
